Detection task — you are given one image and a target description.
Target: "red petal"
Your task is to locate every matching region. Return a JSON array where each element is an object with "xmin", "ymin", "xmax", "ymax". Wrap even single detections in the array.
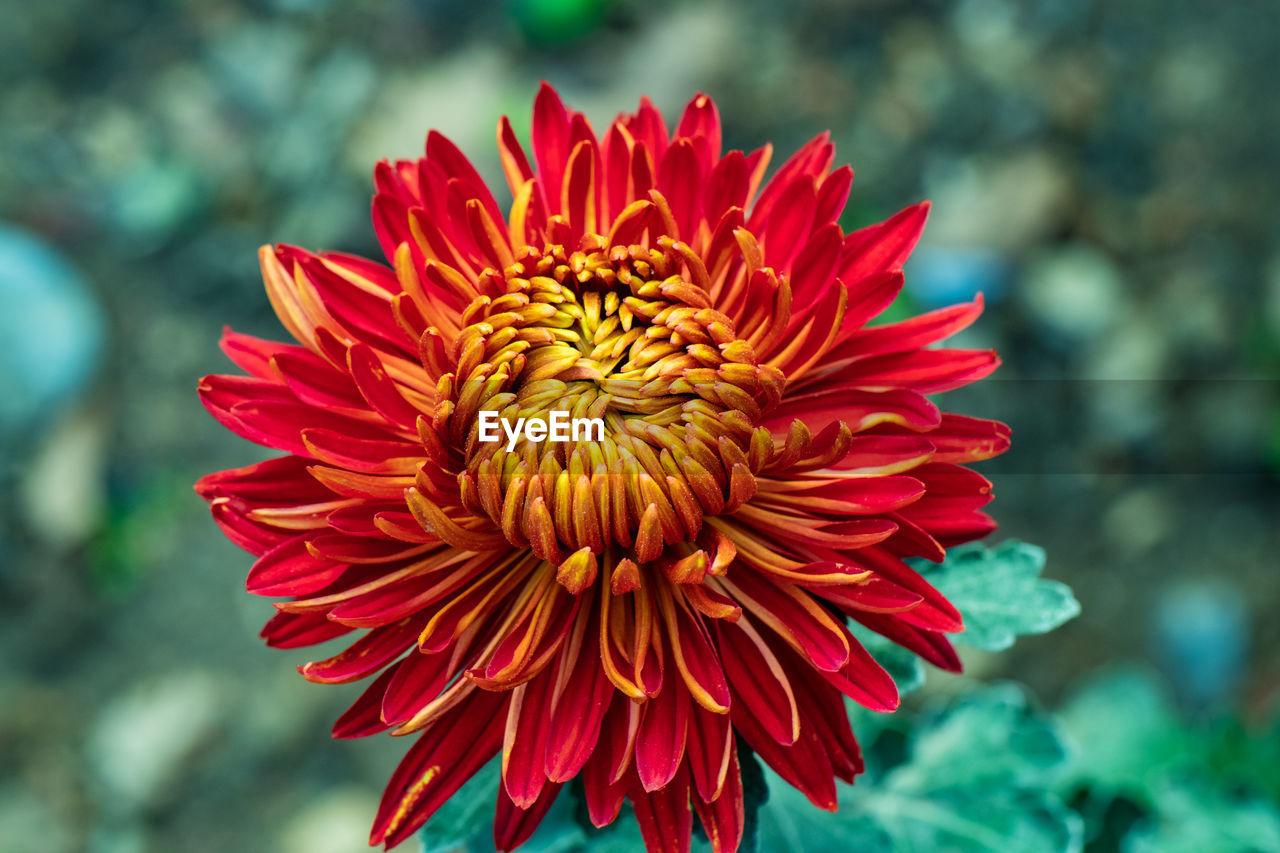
[
  {"xmin": 703, "ymin": 150, "xmax": 748, "ymax": 225},
  {"xmin": 562, "ymin": 138, "xmax": 599, "ymax": 240},
  {"xmin": 838, "ymin": 347, "xmax": 1000, "ymax": 394},
  {"xmin": 300, "ymin": 616, "xmax": 423, "ymax": 684},
  {"xmin": 246, "ymin": 534, "xmax": 348, "ymax": 596},
  {"xmin": 323, "ymin": 558, "xmax": 480, "ymax": 629},
  {"xmin": 841, "ymin": 546, "xmax": 963, "ymax": 632},
  {"xmin": 220, "ymin": 328, "xmax": 299, "ymax": 379},
  {"xmin": 839, "ymin": 200, "xmax": 929, "ymax": 283},
  {"xmin": 732, "ymin": 703, "xmax": 837, "ymax": 811},
  {"xmin": 306, "ymin": 533, "xmax": 429, "ymax": 564},
  {"xmin": 332, "ymin": 666, "xmax": 397, "ymax": 739},
  {"xmin": 380, "ymin": 648, "xmax": 457, "ymax": 725},
  {"xmin": 626, "ymin": 96, "xmax": 669, "ymax": 163},
  {"xmin": 498, "ymin": 115, "xmax": 536, "ymax": 195},
  {"xmin": 310, "ymin": 466, "xmax": 415, "ymax": 501},
  {"xmin": 923, "ymin": 414, "xmax": 1012, "ymax": 463},
  {"xmin": 842, "ymin": 270, "xmax": 904, "ymax": 331},
  {"xmin": 717, "ymin": 572, "xmax": 849, "ymax": 672},
  {"xmin": 582, "ymin": 698, "xmax": 640, "ymax": 826},
  {"xmin": 209, "ymin": 498, "xmax": 287, "ymax": 555},
  {"xmin": 659, "ymin": 588, "xmax": 731, "ymax": 713},
  {"xmin": 844, "ymin": 294, "xmax": 985, "ymax": 357},
  {"xmin": 478, "ymin": 583, "xmax": 579, "ymax": 687},
  {"xmin": 818, "ymin": 626, "xmax": 899, "ymax": 712},
  {"xmin": 763, "ymin": 386, "xmax": 940, "ymax": 438},
  {"xmin": 813, "ymin": 165, "xmax": 853, "ymax": 228},
  {"xmin": 749, "ymin": 133, "xmax": 832, "ymax": 230},
  {"xmin": 692, "ymin": 744, "xmax": 745, "ymax": 853},
  {"xmin": 814, "ymin": 574, "xmax": 924, "ymax": 613},
  {"xmin": 602, "ymin": 123, "xmax": 633, "ymax": 224},
  {"xmin": 260, "ymin": 609, "xmax": 352, "ymax": 649},
  {"xmin": 231, "ymin": 399, "xmax": 390, "ymax": 457},
  {"xmin": 657, "ymin": 139, "xmax": 704, "ymax": 241},
  {"xmin": 494, "ymin": 781, "xmax": 562, "ymax": 852},
  {"xmin": 686, "ymin": 703, "xmax": 732, "ymax": 802},
  {"xmin": 583, "ymin": 752, "xmax": 629, "ymax": 827},
  {"xmin": 628, "ymin": 764, "xmax": 693, "ymax": 853},
  {"xmin": 347, "ymin": 343, "xmax": 424, "ymax": 429},
  {"xmin": 196, "ymin": 454, "xmax": 331, "ymax": 503},
  {"xmin": 532, "ymin": 82, "xmax": 571, "ymax": 215},
  {"xmin": 545, "ymin": 607, "xmax": 615, "ymax": 782},
  {"xmin": 826, "ymin": 435, "xmax": 935, "ymax": 475},
  {"xmin": 426, "ymin": 130, "xmax": 505, "ymax": 232},
  {"xmin": 760, "ymin": 474, "xmax": 926, "ymax": 516},
  {"xmin": 287, "ymin": 250, "xmax": 412, "ymax": 358},
  {"xmin": 370, "ymin": 688, "xmax": 507, "ymax": 847},
  {"xmin": 272, "ymin": 349, "xmax": 367, "ymax": 413},
  {"xmin": 635, "ymin": 663, "xmax": 691, "ymax": 791},
  {"xmin": 716, "ymin": 618, "xmax": 800, "ymax": 746},
  {"xmin": 789, "ymin": 222, "xmax": 843, "ymax": 315},
  {"xmin": 301, "ymin": 428, "xmax": 421, "ymax": 475},
  {"xmin": 778, "ymin": 648, "xmax": 865, "ymax": 781},
  {"xmin": 762, "ymin": 176, "xmax": 817, "ymax": 272},
  {"xmin": 853, "ymin": 611, "xmax": 962, "ymax": 671},
  {"xmin": 673, "ymin": 93, "xmax": 721, "ymax": 162},
  {"xmin": 502, "ymin": 669, "xmax": 557, "ymax": 807}
]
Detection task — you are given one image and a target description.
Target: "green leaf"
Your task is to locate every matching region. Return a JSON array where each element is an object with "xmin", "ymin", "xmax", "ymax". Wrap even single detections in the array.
[
  {"xmin": 862, "ymin": 788, "xmax": 1082, "ymax": 853},
  {"xmin": 1054, "ymin": 666, "xmax": 1188, "ymax": 801},
  {"xmin": 1202, "ymin": 709, "xmax": 1280, "ymax": 803},
  {"xmin": 921, "ymin": 541, "xmax": 1080, "ymax": 651},
  {"xmin": 1122, "ymin": 778, "xmax": 1280, "ymax": 853},
  {"xmin": 868, "ymin": 686, "xmax": 1081, "ymax": 853},
  {"xmin": 756, "ymin": 686, "xmax": 1082, "ymax": 853},
  {"xmin": 888, "ymin": 684, "xmax": 1069, "ymax": 791}
]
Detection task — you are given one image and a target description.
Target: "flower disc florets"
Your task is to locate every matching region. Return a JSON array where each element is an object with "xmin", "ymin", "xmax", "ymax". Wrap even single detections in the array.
[{"xmin": 440, "ymin": 233, "xmax": 783, "ymax": 577}]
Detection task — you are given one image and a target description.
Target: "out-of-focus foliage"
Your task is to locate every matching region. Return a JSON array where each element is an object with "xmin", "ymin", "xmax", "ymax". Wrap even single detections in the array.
[
  {"xmin": 1057, "ymin": 667, "xmax": 1280, "ymax": 852},
  {"xmin": 758, "ymin": 686, "xmax": 1082, "ymax": 853},
  {"xmin": 507, "ymin": 0, "xmax": 609, "ymax": 46},
  {"xmin": 921, "ymin": 541, "xmax": 1082, "ymax": 651}
]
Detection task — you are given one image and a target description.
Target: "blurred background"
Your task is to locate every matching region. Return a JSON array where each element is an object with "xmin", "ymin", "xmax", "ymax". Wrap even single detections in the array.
[{"xmin": 1, "ymin": 0, "xmax": 1278, "ymax": 850}]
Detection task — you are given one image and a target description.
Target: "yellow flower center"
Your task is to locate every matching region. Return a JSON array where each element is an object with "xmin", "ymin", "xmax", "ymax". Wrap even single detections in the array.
[{"xmin": 438, "ymin": 234, "xmax": 786, "ymax": 576}]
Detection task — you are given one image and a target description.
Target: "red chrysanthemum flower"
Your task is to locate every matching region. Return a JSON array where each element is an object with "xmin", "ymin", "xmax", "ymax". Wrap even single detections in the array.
[{"xmin": 197, "ymin": 84, "xmax": 1008, "ymax": 852}]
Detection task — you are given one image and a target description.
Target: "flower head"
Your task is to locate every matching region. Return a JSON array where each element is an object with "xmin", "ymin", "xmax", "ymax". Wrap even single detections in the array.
[{"xmin": 197, "ymin": 84, "xmax": 1008, "ymax": 852}]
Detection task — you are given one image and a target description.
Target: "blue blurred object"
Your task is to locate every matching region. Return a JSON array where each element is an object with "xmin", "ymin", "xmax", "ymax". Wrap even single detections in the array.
[
  {"xmin": 1152, "ymin": 580, "xmax": 1248, "ymax": 710},
  {"xmin": 0, "ymin": 224, "xmax": 106, "ymax": 434},
  {"xmin": 903, "ymin": 244, "xmax": 1009, "ymax": 308}
]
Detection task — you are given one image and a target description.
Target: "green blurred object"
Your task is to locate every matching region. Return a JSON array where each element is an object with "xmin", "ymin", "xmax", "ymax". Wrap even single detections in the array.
[
  {"xmin": 919, "ymin": 541, "xmax": 1082, "ymax": 652},
  {"xmin": 758, "ymin": 686, "xmax": 1083, "ymax": 853},
  {"xmin": 1056, "ymin": 666, "xmax": 1280, "ymax": 851},
  {"xmin": 508, "ymin": 0, "xmax": 608, "ymax": 45},
  {"xmin": 1056, "ymin": 666, "xmax": 1186, "ymax": 801},
  {"xmin": 91, "ymin": 473, "xmax": 195, "ymax": 594},
  {"xmin": 1123, "ymin": 779, "xmax": 1280, "ymax": 853}
]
